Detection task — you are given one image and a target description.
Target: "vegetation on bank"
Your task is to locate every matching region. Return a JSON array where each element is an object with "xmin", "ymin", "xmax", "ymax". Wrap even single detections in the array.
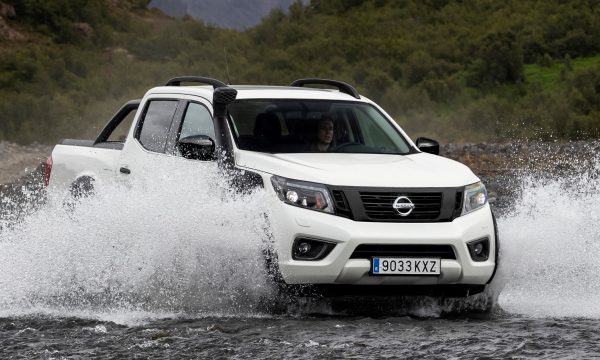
[{"xmin": 1, "ymin": 0, "xmax": 599, "ymax": 144}]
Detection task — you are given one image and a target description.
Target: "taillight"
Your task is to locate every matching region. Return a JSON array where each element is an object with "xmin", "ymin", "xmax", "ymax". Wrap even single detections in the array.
[{"xmin": 44, "ymin": 156, "xmax": 53, "ymax": 187}]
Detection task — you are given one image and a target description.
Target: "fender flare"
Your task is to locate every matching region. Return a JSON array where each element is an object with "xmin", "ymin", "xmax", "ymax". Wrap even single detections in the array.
[{"xmin": 486, "ymin": 210, "xmax": 500, "ymax": 284}]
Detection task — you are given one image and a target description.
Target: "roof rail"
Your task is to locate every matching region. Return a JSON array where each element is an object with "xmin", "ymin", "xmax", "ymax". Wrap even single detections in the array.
[
  {"xmin": 289, "ymin": 78, "xmax": 360, "ymax": 99},
  {"xmin": 165, "ymin": 76, "xmax": 227, "ymax": 88}
]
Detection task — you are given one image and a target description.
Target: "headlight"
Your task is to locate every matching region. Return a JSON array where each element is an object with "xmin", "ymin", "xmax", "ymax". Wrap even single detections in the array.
[
  {"xmin": 270, "ymin": 175, "xmax": 334, "ymax": 214},
  {"xmin": 462, "ymin": 181, "xmax": 487, "ymax": 216}
]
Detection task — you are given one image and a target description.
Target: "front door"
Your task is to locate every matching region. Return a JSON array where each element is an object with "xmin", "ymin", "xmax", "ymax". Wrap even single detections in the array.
[{"xmin": 119, "ymin": 94, "xmax": 218, "ymax": 191}]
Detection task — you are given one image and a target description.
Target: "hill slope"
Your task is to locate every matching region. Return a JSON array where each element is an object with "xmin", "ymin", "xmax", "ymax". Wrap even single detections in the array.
[{"xmin": 0, "ymin": 0, "xmax": 599, "ymax": 144}]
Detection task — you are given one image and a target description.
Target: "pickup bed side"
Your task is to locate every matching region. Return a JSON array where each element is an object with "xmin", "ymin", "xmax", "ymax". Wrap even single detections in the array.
[{"xmin": 47, "ymin": 100, "xmax": 140, "ymax": 195}]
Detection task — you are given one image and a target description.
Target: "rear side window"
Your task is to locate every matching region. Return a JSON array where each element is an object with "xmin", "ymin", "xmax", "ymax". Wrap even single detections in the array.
[
  {"xmin": 107, "ymin": 110, "xmax": 136, "ymax": 142},
  {"xmin": 138, "ymin": 100, "xmax": 178, "ymax": 153}
]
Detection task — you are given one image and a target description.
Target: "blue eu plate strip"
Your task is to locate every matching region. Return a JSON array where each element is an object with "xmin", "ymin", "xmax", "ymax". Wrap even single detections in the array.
[{"xmin": 373, "ymin": 258, "xmax": 380, "ymax": 273}]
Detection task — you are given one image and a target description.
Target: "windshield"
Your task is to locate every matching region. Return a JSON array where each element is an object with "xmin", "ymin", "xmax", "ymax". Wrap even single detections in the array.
[{"xmin": 228, "ymin": 100, "xmax": 413, "ymax": 154}]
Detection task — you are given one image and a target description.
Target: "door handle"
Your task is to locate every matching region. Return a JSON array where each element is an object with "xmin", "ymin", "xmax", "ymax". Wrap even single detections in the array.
[{"xmin": 119, "ymin": 167, "xmax": 131, "ymax": 175}]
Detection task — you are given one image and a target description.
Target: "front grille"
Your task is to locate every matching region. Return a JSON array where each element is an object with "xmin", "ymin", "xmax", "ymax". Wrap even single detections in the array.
[
  {"xmin": 331, "ymin": 190, "xmax": 352, "ymax": 218},
  {"xmin": 350, "ymin": 244, "xmax": 456, "ymax": 259},
  {"xmin": 359, "ymin": 192, "xmax": 443, "ymax": 220},
  {"xmin": 454, "ymin": 191, "xmax": 463, "ymax": 218}
]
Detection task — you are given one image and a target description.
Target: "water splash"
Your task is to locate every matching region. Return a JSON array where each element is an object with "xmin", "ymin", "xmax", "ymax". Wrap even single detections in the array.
[
  {"xmin": 494, "ymin": 154, "xmax": 600, "ymax": 318},
  {"xmin": 2, "ymin": 143, "xmax": 600, "ymax": 321},
  {"xmin": 0, "ymin": 167, "xmax": 275, "ymax": 323}
]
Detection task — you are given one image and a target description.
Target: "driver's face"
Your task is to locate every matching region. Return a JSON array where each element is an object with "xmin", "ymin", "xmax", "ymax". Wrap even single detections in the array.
[{"xmin": 318, "ymin": 120, "xmax": 334, "ymax": 144}]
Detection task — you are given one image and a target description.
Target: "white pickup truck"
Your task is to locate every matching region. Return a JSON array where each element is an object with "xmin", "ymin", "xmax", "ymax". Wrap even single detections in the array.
[{"xmin": 47, "ymin": 77, "xmax": 498, "ymax": 298}]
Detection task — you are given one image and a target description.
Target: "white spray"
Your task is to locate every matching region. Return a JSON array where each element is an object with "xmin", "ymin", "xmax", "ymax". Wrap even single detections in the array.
[
  {"xmin": 494, "ymin": 158, "xmax": 600, "ymax": 317},
  {"xmin": 0, "ymin": 167, "xmax": 275, "ymax": 323},
  {"xmin": 2, "ymin": 150, "xmax": 600, "ymax": 321}
]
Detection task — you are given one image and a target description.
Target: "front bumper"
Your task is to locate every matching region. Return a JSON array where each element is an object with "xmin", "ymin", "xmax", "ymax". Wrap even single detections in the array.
[{"xmin": 269, "ymin": 201, "xmax": 496, "ymax": 286}]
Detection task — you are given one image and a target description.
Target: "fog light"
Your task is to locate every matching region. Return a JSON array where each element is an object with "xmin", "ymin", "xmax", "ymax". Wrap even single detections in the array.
[
  {"xmin": 467, "ymin": 238, "xmax": 490, "ymax": 262},
  {"xmin": 473, "ymin": 243, "xmax": 484, "ymax": 255},
  {"xmin": 292, "ymin": 238, "xmax": 336, "ymax": 261},
  {"xmin": 298, "ymin": 242, "xmax": 311, "ymax": 254}
]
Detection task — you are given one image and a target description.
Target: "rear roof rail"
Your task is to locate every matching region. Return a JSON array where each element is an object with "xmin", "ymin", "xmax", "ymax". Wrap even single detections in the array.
[
  {"xmin": 165, "ymin": 76, "xmax": 227, "ymax": 88},
  {"xmin": 290, "ymin": 78, "xmax": 360, "ymax": 99}
]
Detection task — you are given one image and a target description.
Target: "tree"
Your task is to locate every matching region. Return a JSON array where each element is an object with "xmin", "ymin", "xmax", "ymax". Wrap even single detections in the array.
[{"xmin": 467, "ymin": 31, "xmax": 524, "ymax": 88}]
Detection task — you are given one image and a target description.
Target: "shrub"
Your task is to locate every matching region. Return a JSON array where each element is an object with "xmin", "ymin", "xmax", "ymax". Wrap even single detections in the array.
[{"xmin": 467, "ymin": 31, "xmax": 524, "ymax": 88}]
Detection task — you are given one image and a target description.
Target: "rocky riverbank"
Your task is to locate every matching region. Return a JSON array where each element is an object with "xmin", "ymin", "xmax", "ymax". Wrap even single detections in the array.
[
  {"xmin": 0, "ymin": 142, "xmax": 52, "ymax": 185},
  {"xmin": 0, "ymin": 142, "xmax": 52, "ymax": 221},
  {"xmin": 1, "ymin": 141, "xmax": 598, "ymax": 217},
  {"xmin": 2, "ymin": 140, "xmax": 597, "ymax": 184},
  {"xmin": 442, "ymin": 141, "xmax": 600, "ymax": 176}
]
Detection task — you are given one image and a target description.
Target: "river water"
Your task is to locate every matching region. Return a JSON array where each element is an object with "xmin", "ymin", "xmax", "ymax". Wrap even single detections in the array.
[{"xmin": 1, "ymin": 143, "xmax": 600, "ymax": 358}]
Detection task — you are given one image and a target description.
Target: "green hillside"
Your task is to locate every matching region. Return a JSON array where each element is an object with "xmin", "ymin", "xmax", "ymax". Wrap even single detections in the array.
[{"xmin": 1, "ymin": 0, "xmax": 600, "ymax": 144}]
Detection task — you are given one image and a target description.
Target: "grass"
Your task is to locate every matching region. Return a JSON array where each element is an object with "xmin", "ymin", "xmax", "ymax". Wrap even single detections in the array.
[{"xmin": 524, "ymin": 55, "xmax": 600, "ymax": 90}]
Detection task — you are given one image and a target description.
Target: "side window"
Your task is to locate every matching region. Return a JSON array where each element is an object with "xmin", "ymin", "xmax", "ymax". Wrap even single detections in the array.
[
  {"xmin": 179, "ymin": 102, "xmax": 215, "ymax": 140},
  {"xmin": 107, "ymin": 110, "xmax": 136, "ymax": 142},
  {"xmin": 138, "ymin": 100, "xmax": 178, "ymax": 153}
]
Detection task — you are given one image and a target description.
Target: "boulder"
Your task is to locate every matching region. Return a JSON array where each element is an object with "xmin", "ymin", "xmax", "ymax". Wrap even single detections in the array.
[
  {"xmin": 0, "ymin": 16, "xmax": 25, "ymax": 41},
  {"xmin": 73, "ymin": 22, "xmax": 94, "ymax": 37},
  {"xmin": 0, "ymin": 2, "xmax": 15, "ymax": 19}
]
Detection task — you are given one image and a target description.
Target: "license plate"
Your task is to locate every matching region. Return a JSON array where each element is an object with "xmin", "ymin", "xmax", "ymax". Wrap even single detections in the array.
[{"xmin": 371, "ymin": 257, "xmax": 441, "ymax": 275}]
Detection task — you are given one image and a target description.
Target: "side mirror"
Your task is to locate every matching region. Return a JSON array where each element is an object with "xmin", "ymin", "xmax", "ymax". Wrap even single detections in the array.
[
  {"xmin": 177, "ymin": 135, "xmax": 215, "ymax": 161},
  {"xmin": 416, "ymin": 137, "xmax": 440, "ymax": 155}
]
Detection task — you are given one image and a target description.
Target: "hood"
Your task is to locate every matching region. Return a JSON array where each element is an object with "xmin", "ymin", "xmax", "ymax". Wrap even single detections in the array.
[{"xmin": 235, "ymin": 151, "xmax": 480, "ymax": 188}]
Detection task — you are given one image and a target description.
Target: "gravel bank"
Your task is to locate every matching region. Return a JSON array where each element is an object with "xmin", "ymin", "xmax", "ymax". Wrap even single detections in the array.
[
  {"xmin": 0, "ymin": 141, "xmax": 52, "ymax": 185},
  {"xmin": 3, "ymin": 140, "xmax": 598, "ymax": 185},
  {"xmin": 1, "ymin": 141, "xmax": 598, "ymax": 218}
]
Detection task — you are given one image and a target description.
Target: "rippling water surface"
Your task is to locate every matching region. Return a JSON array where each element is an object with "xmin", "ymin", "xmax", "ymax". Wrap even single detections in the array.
[{"xmin": 1, "ymin": 145, "xmax": 600, "ymax": 358}]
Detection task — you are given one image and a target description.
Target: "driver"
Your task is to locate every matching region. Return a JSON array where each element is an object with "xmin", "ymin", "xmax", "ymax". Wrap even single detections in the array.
[{"xmin": 307, "ymin": 115, "xmax": 334, "ymax": 152}]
